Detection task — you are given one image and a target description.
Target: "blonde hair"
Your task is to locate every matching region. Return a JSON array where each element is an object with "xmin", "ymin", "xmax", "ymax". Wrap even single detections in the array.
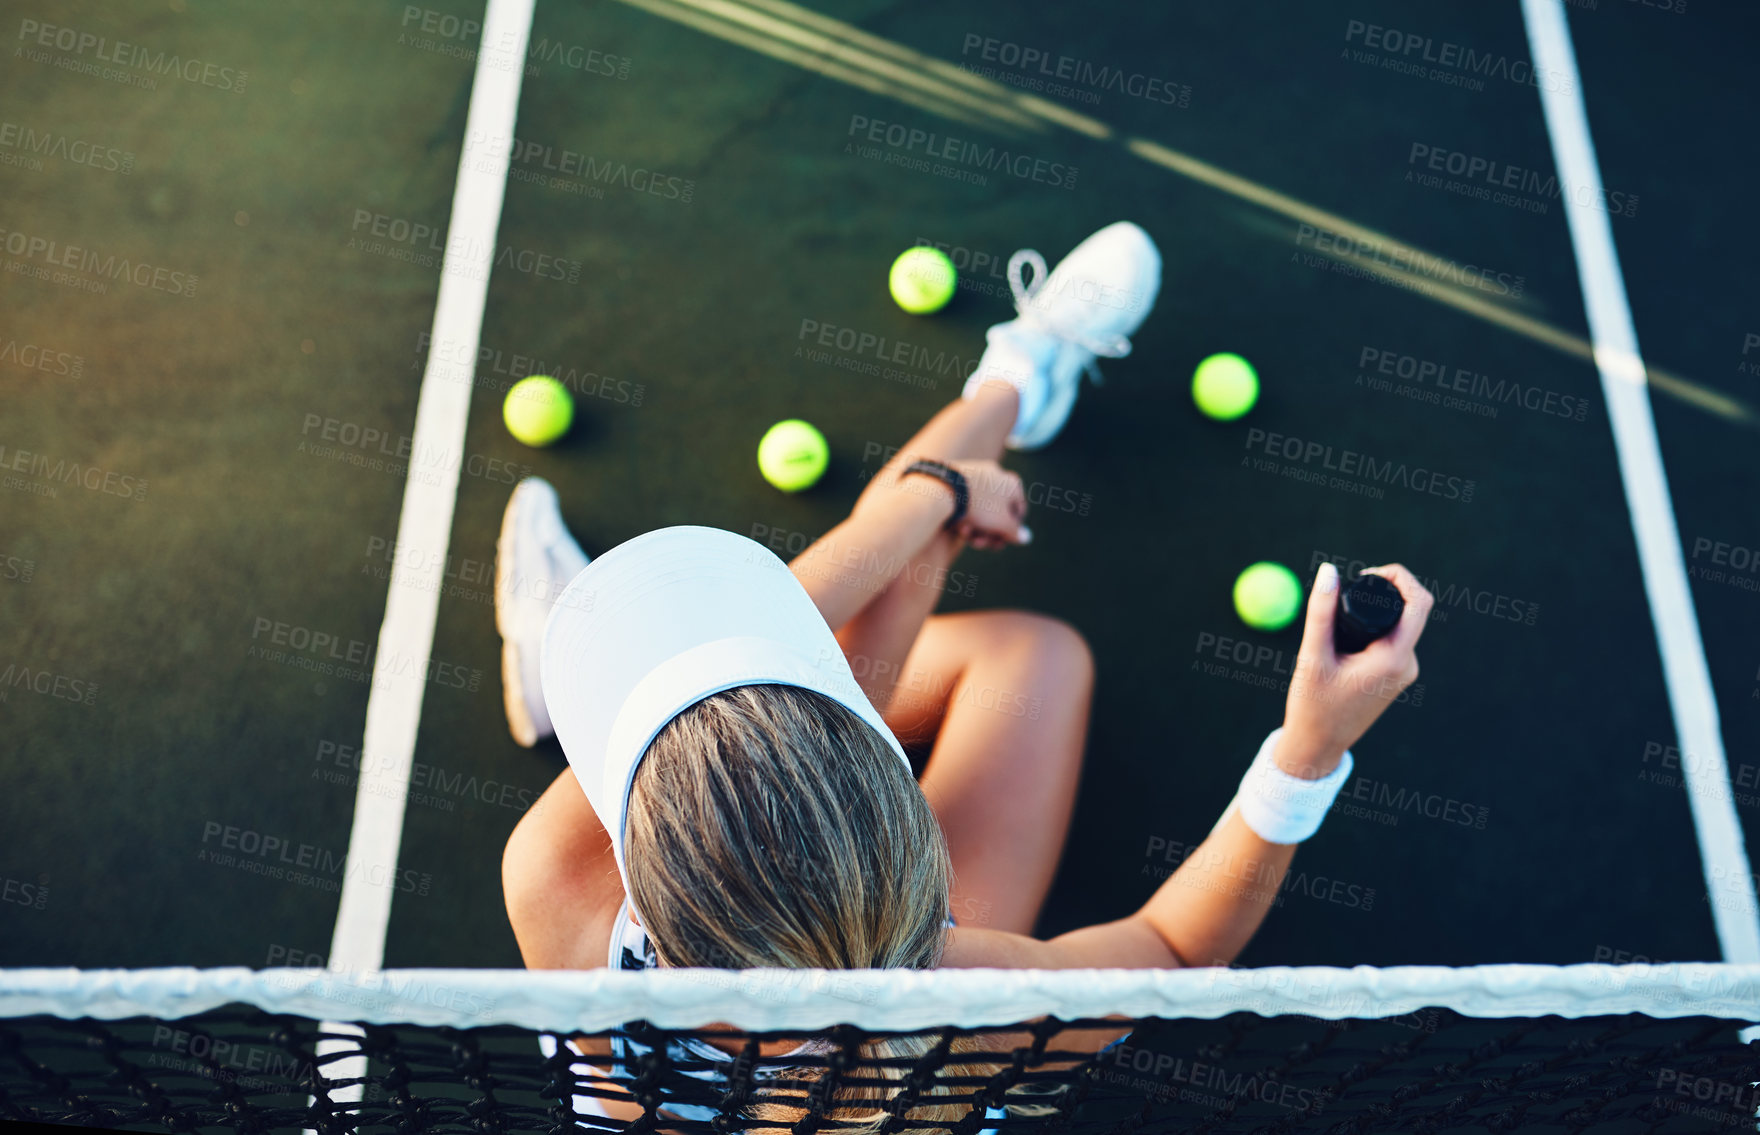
[
  {"xmin": 627, "ymin": 683, "xmax": 949, "ymax": 968},
  {"xmin": 625, "ymin": 684, "xmax": 1033, "ymax": 1131}
]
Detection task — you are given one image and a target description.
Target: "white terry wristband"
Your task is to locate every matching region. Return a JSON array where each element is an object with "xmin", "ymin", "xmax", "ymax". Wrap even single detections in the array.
[{"xmin": 1213, "ymin": 728, "xmax": 1354, "ymax": 845}]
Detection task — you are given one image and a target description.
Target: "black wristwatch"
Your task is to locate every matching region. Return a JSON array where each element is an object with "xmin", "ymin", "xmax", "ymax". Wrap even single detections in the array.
[{"xmin": 900, "ymin": 459, "xmax": 968, "ymax": 530}]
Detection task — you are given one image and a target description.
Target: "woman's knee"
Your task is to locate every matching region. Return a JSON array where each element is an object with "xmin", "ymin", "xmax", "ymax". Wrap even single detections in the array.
[{"xmin": 1004, "ymin": 612, "xmax": 1095, "ymax": 693}]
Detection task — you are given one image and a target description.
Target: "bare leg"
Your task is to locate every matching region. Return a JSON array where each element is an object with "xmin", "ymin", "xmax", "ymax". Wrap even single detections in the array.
[{"xmin": 881, "ymin": 610, "xmax": 1094, "ymax": 936}]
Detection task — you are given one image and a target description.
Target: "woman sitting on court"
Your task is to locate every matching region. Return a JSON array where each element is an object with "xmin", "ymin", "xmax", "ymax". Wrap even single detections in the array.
[{"xmin": 497, "ymin": 222, "xmax": 1433, "ymax": 1129}]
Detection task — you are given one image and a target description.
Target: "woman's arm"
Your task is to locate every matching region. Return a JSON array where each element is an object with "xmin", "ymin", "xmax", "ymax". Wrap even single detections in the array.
[
  {"xmin": 828, "ymin": 526, "xmax": 962, "ymax": 715},
  {"xmin": 788, "ymin": 463, "xmax": 957, "ymax": 632},
  {"xmin": 945, "ymin": 561, "xmax": 1435, "ymax": 973},
  {"xmin": 944, "ymin": 797, "xmax": 1321, "ymax": 972},
  {"xmin": 502, "ymin": 772, "xmax": 653, "ymax": 1122},
  {"xmin": 790, "ymin": 455, "xmax": 1027, "ymax": 635}
]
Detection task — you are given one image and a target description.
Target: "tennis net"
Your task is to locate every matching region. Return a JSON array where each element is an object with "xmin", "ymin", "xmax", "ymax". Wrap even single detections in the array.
[{"xmin": 2, "ymin": 963, "xmax": 1757, "ymax": 1133}]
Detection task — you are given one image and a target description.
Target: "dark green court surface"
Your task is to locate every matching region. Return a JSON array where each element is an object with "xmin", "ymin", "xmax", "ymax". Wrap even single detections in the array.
[{"xmin": 3, "ymin": 0, "xmax": 1756, "ymax": 977}]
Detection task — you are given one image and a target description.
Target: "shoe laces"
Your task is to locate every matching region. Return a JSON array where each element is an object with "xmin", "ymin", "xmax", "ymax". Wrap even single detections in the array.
[{"xmin": 1007, "ymin": 248, "xmax": 1135, "ymax": 385}]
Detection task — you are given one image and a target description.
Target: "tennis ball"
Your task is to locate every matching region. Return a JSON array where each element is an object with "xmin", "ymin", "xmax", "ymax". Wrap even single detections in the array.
[
  {"xmin": 758, "ymin": 419, "xmax": 829, "ymax": 492},
  {"xmin": 503, "ymin": 375, "xmax": 574, "ymax": 447},
  {"xmin": 889, "ymin": 247, "xmax": 957, "ymax": 315},
  {"xmin": 1233, "ymin": 562, "xmax": 1303, "ymax": 632},
  {"xmin": 1193, "ymin": 353, "xmax": 1260, "ymax": 420}
]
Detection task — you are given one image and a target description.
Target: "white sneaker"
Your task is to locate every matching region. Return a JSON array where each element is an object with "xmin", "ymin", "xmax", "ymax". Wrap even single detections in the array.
[
  {"xmin": 962, "ymin": 221, "xmax": 1161, "ymax": 451},
  {"xmin": 495, "ymin": 477, "xmax": 590, "ymax": 747}
]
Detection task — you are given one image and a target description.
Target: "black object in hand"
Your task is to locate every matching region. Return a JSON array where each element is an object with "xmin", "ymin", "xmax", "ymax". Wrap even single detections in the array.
[{"xmin": 1334, "ymin": 573, "xmax": 1404, "ymax": 654}]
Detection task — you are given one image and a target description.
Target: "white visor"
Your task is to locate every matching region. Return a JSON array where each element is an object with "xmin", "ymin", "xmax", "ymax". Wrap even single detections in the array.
[{"xmin": 539, "ymin": 525, "xmax": 912, "ymax": 897}]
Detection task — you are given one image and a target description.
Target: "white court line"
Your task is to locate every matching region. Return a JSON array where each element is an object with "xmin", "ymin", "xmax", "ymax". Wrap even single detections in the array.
[
  {"xmin": 311, "ymin": 0, "xmax": 537, "ymax": 1120},
  {"xmin": 1520, "ymin": 0, "xmax": 1760, "ymax": 967}
]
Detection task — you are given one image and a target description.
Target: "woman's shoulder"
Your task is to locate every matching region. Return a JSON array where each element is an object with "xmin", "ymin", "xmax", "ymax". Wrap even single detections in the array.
[
  {"xmin": 502, "ymin": 768, "xmax": 628, "ymax": 971},
  {"xmin": 505, "ymin": 866, "xmax": 622, "ymax": 971},
  {"xmin": 502, "ymin": 834, "xmax": 624, "ymax": 972}
]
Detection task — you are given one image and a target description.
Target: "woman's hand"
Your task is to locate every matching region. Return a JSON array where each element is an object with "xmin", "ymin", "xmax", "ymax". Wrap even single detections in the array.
[
  {"xmin": 945, "ymin": 458, "xmax": 1030, "ymax": 550},
  {"xmin": 861, "ymin": 456, "xmax": 1030, "ymax": 550},
  {"xmin": 1275, "ymin": 562, "xmax": 1434, "ymax": 777}
]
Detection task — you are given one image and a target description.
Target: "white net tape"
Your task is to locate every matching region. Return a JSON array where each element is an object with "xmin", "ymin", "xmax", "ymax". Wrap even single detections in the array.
[{"xmin": 4, "ymin": 963, "xmax": 1757, "ymax": 1032}]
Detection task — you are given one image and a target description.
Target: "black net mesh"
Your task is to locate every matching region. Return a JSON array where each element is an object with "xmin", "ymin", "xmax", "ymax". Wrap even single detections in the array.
[{"xmin": 2, "ymin": 1005, "xmax": 1757, "ymax": 1134}]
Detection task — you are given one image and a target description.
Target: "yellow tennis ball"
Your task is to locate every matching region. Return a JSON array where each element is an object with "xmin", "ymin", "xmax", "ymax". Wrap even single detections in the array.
[
  {"xmin": 503, "ymin": 375, "xmax": 574, "ymax": 447},
  {"xmin": 757, "ymin": 419, "xmax": 829, "ymax": 492},
  {"xmin": 889, "ymin": 247, "xmax": 957, "ymax": 315},
  {"xmin": 1193, "ymin": 353, "xmax": 1260, "ymax": 420},
  {"xmin": 1233, "ymin": 561, "xmax": 1302, "ymax": 632}
]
